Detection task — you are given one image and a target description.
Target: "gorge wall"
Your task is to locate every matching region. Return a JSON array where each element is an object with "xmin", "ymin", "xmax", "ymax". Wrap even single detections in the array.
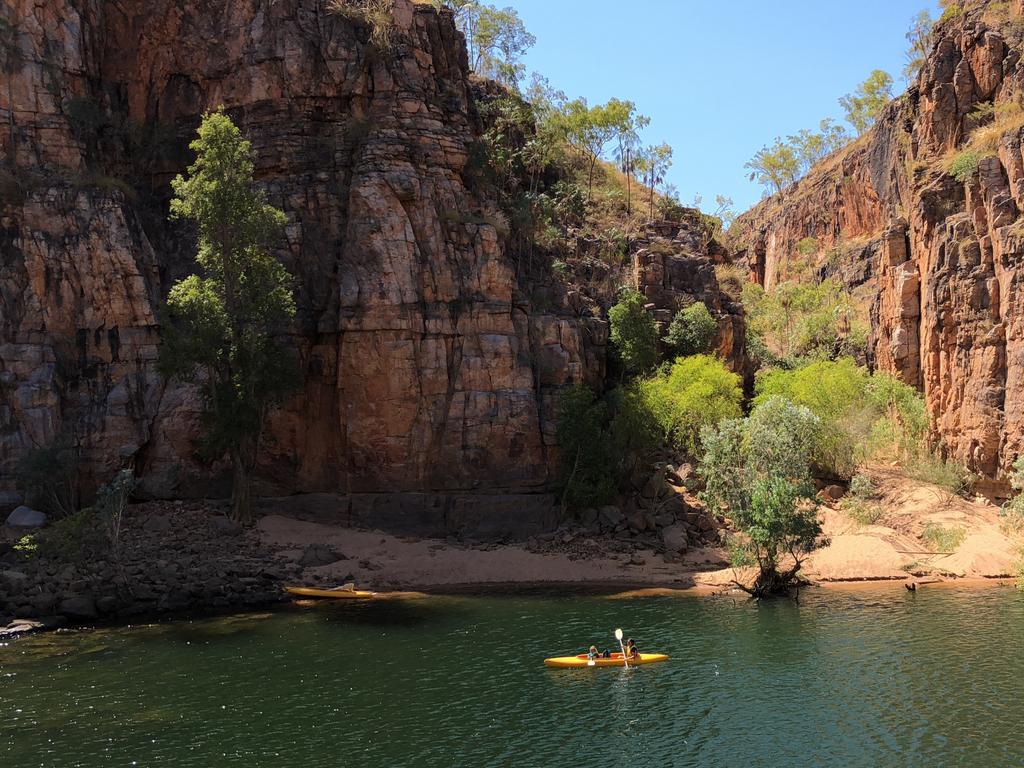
[
  {"xmin": 731, "ymin": 0, "xmax": 1024, "ymax": 489},
  {"xmin": 0, "ymin": 0, "xmax": 739, "ymax": 509}
]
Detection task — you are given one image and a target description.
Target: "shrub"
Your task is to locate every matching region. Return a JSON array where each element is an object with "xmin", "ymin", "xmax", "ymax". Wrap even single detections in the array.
[
  {"xmin": 863, "ymin": 373, "xmax": 929, "ymax": 461},
  {"xmin": 16, "ymin": 442, "xmax": 80, "ymax": 518},
  {"xmin": 35, "ymin": 508, "xmax": 106, "ymax": 562},
  {"xmin": 637, "ymin": 355, "xmax": 743, "ymax": 457},
  {"xmin": 96, "ymin": 469, "xmax": 136, "ymax": 563},
  {"xmin": 906, "ymin": 454, "xmax": 976, "ymax": 498},
  {"xmin": 947, "ymin": 149, "xmax": 984, "ymax": 182},
  {"xmin": 608, "ymin": 288, "xmax": 659, "ymax": 376},
  {"xmin": 843, "ymin": 498, "xmax": 884, "ymax": 526},
  {"xmin": 796, "ymin": 236, "xmax": 818, "ymax": 256},
  {"xmin": 921, "ymin": 523, "xmax": 966, "ymax": 553},
  {"xmin": 663, "ymin": 302, "xmax": 717, "ymax": 357},
  {"xmin": 938, "ymin": 3, "xmax": 962, "ymax": 24},
  {"xmin": 754, "ymin": 358, "xmax": 870, "ymax": 478},
  {"xmin": 555, "ymin": 385, "xmax": 617, "ymax": 510},
  {"xmin": 848, "ymin": 473, "xmax": 876, "ymax": 500}
]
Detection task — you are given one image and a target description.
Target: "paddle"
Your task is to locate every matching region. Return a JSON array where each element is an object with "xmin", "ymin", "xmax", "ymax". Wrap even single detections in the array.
[{"xmin": 615, "ymin": 627, "xmax": 629, "ymax": 669}]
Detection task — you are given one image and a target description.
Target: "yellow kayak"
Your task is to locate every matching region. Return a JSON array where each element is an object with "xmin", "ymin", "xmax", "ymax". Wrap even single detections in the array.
[
  {"xmin": 544, "ymin": 652, "xmax": 669, "ymax": 668},
  {"xmin": 284, "ymin": 586, "xmax": 376, "ymax": 600}
]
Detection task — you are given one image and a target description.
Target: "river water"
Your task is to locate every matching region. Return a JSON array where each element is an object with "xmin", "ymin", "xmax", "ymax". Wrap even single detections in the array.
[{"xmin": 2, "ymin": 586, "xmax": 1022, "ymax": 767}]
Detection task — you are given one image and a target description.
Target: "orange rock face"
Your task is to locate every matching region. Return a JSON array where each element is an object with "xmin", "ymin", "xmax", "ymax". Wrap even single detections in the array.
[
  {"xmin": 0, "ymin": 0, "xmax": 606, "ymax": 498},
  {"xmin": 731, "ymin": 2, "xmax": 1024, "ymax": 485}
]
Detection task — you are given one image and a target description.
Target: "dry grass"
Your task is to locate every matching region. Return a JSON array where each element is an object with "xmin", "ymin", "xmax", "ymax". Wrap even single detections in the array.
[
  {"xmin": 966, "ymin": 101, "xmax": 1024, "ymax": 152},
  {"xmin": 329, "ymin": 0, "xmax": 397, "ymax": 51}
]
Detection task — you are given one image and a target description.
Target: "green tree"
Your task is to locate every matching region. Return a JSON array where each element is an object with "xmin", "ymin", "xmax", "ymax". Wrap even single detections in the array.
[
  {"xmin": 745, "ymin": 138, "xmax": 799, "ymax": 194},
  {"xmin": 839, "ymin": 70, "xmax": 894, "ymax": 135},
  {"xmin": 663, "ymin": 302, "xmax": 718, "ymax": 357},
  {"xmin": 638, "ymin": 354, "xmax": 742, "ymax": 457},
  {"xmin": 608, "ymin": 288, "xmax": 659, "ymax": 377},
  {"xmin": 615, "ymin": 112, "xmax": 650, "ymax": 216},
  {"xmin": 555, "ymin": 385, "xmax": 617, "ymax": 510},
  {"xmin": 699, "ymin": 397, "xmax": 826, "ymax": 597},
  {"xmin": 639, "ymin": 142, "xmax": 673, "ymax": 219},
  {"xmin": 788, "ymin": 118, "xmax": 849, "ymax": 174},
  {"xmin": 904, "ymin": 9, "xmax": 933, "ymax": 81},
  {"xmin": 158, "ymin": 110, "xmax": 299, "ymax": 524},
  {"xmin": 559, "ymin": 97, "xmax": 644, "ymax": 204},
  {"xmin": 473, "ymin": 5, "xmax": 535, "ymax": 86}
]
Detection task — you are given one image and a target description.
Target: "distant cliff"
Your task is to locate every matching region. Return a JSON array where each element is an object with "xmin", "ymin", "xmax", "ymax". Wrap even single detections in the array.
[{"xmin": 731, "ymin": 0, "xmax": 1024, "ymax": 488}]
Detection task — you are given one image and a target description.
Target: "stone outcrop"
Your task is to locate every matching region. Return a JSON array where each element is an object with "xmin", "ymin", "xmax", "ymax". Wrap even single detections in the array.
[
  {"xmin": 731, "ymin": 1, "xmax": 1024, "ymax": 487},
  {"xmin": 0, "ymin": 0, "xmax": 607, "ymax": 504}
]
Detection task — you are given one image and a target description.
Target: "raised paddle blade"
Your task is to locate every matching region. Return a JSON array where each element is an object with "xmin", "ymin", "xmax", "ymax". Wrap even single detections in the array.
[{"xmin": 614, "ymin": 628, "xmax": 623, "ymax": 641}]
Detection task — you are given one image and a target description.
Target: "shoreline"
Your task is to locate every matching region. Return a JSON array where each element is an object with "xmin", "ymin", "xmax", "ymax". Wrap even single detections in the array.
[{"xmin": 4, "ymin": 570, "xmax": 1017, "ymax": 640}]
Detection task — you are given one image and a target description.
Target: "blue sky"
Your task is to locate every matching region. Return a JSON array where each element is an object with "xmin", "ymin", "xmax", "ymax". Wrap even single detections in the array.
[{"xmin": 510, "ymin": 0, "xmax": 942, "ymax": 213}]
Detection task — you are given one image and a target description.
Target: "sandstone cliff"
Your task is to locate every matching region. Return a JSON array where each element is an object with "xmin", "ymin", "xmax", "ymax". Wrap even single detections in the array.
[
  {"xmin": 731, "ymin": 0, "xmax": 1024, "ymax": 488},
  {"xmin": 0, "ymin": 0, "xmax": 738, "ymax": 510}
]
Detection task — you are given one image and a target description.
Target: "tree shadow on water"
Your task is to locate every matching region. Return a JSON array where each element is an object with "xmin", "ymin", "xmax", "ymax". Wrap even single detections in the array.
[{"xmin": 308, "ymin": 597, "xmax": 472, "ymax": 630}]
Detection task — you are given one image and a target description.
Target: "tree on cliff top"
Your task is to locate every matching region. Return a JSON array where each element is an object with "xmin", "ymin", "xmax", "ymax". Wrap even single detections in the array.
[
  {"xmin": 158, "ymin": 109, "xmax": 298, "ymax": 525},
  {"xmin": 839, "ymin": 69, "xmax": 893, "ymax": 135},
  {"xmin": 558, "ymin": 97, "xmax": 645, "ymax": 204},
  {"xmin": 745, "ymin": 138, "xmax": 799, "ymax": 195}
]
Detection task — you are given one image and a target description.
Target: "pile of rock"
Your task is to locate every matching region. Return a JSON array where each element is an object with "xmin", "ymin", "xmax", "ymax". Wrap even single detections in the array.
[
  {"xmin": 529, "ymin": 465, "xmax": 724, "ymax": 562},
  {"xmin": 0, "ymin": 501, "xmax": 301, "ymax": 632}
]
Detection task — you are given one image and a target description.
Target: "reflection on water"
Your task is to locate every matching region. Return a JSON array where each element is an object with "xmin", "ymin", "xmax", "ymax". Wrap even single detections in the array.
[{"xmin": 1, "ymin": 587, "xmax": 1023, "ymax": 767}]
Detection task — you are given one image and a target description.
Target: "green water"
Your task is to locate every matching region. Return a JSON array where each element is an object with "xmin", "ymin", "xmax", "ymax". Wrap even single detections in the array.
[{"xmin": 2, "ymin": 587, "xmax": 1022, "ymax": 767}]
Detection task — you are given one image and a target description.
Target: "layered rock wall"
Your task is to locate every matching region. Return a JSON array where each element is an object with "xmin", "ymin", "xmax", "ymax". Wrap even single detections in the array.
[
  {"xmin": 731, "ymin": 1, "xmax": 1024, "ymax": 485},
  {"xmin": 0, "ymin": 0, "xmax": 602, "ymax": 501}
]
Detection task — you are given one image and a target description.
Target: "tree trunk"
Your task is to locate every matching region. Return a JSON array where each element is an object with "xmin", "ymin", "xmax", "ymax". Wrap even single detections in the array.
[
  {"xmin": 6, "ymin": 75, "xmax": 13, "ymax": 162},
  {"xmin": 230, "ymin": 446, "xmax": 253, "ymax": 525},
  {"xmin": 587, "ymin": 155, "xmax": 597, "ymax": 205}
]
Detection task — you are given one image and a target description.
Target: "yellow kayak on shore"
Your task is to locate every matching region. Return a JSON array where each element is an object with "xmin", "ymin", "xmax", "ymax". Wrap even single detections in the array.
[
  {"xmin": 284, "ymin": 586, "xmax": 376, "ymax": 600},
  {"xmin": 544, "ymin": 652, "xmax": 669, "ymax": 668}
]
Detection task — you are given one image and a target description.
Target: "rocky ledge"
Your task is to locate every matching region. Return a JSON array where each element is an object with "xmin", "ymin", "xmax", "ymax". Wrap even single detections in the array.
[{"xmin": 0, "ymin": 501, "xmax": 302, "ymax": 634}]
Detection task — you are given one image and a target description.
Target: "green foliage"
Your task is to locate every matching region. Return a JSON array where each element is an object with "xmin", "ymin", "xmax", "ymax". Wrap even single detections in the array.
[
  {"xmin": 443, "ymin": 1, "xmax": 535, "ymax": 86},
  {"xmin": 906, "ymin": 454, "xmax": 976, "ymax": 497},
  {"xmin": 16, "ymin": 442, "xmax": 80, "ymax": 518},
  {"xmin": 839, "ymin": 70, "xmax": 894, "ymax": 135},
  {"xmin": 159, "ymin": 109, "xmax": 299, "ymax": 524},
  {"xmin": 637, "ymin": 355, "xmax": 743, "ymax": 457},
  {"xmin": 608, "ymin": 288, "xmax": 659, "ymax": 376},
  {"xmin": 849, "ymin": 473, "xmax": 876, "ymax": 500},
  {"xmin": 743, "ymin": 278, "xmax": 867, "ymax": 363},
  {"xmin": 699, "ymin": 397, "xmax": 825, "ymax": 595},
  {"xmin": 788, "ymin": 119, "xmax": 850, "ymax": 174},
  {"xmin": 95, "ymin": 469, "xmax": 136, "ymax": 562},
  {"xmin": 663, "ymin": 302, "xmax": 717, "ymax": 358},
  {"xmin": 555, "ymin": 385, "xmax": 617, "ymax": 510},
  {"xmin": 35, "ymin": 508, "xmax": 107, "ymax": 563},
  {"xmin": 1002, "ymin": 456, "xmax": 1024, "ymax": 528},
  {"xmin": 745, "ymin": 137, "xmax": 799, "ymax": 194},
  {"xmin": 947, "ymin": 149, "xmax": 986, "ymax": 182},
  {"xmin": 863, "ymin": 373, "xmax": 929, "ymax": 461},
  {"xmin": 921, "ymin": 523, "xmax": 966, "ymax": 552},
  {"xmin": 558, "ymin": 97, "xmax": 647, "ymax": 202},
  {"xmin": 638, "ymin": 142, "xmax": 673, "ymax": 219},
  {"xmin": 754, "ymin": 358, "xmax": 869, "ymax": 478},
  {"xmin": 938, "ymin": 3, "xmax": 962, "ymax": 24},
  {"xmin": 796, "ymin": 236, "xmax": 818, "ymax": 256},
  {"xmin": 904, "ymin": 9, "xmax": 933, "ymax": 80}
]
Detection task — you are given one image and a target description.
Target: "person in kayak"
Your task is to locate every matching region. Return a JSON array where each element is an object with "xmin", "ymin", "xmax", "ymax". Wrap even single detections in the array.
[
  {"xmin": 587, "ymin": 645, "xmax": 600, "ymax": 661},
  {"xmin": 625, "ymin": 639, "xmax": 639, "ymax": 659}
]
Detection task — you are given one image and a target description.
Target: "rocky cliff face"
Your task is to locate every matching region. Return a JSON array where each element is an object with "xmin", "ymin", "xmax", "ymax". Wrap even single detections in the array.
[
  {"xmin": 731, "ymin": 0, "xmax": 1024, "ymax": 488},
  {"xmin": 0, "ymin": 0, "xmax": 738, "ymax": 508}
]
